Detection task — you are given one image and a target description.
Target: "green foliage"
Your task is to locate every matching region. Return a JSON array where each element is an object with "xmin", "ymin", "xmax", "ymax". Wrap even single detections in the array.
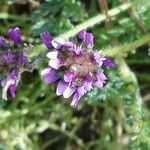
[
  {"xmin": 31, "ymin": 0, "xmax": 87, "ymax": 36},
  {"xmin": 92, "ymin": 0, "xmax": 150, "ymax": 48},
  {"xmin": 86, "ymin": 69, "xmax": 133, "ymax": 101}
]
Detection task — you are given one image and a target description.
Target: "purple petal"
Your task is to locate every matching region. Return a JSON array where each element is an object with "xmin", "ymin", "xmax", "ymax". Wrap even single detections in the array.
[
  {"xmin": 93, "ymin": 79, "xmax": 104, "ymax": 88},
  {"xmin": 2, "ymin": 79, "xmax": 16, "ymax": 100},
  {"xmin": 0, "ymin": 36, "xmax": 6, "ymax": 47},
  {"xmin": 56, "ymin": 80, "xmax": 68, "ymax": 96},
  {"xmin": 78, "ymin": 30, "xmax": 94, "ymax": 48},
  {"xmin": 103, "ymin": 57, "xmax": 115, "ymax": 68},
  {"xmin": 47, "ymin": 51, "xmax": 58, "ymax": 59},
  {"xmin": 93, "ymin": 52, "xmax": 100, "ymax": 63},
  {"xmin": 7, "ymin": 27, "xmax": 21, "ymax": 45},
  {"xmin": 51, "ymin": 40, "xmax": 61, "ymax": 49},
  {"xmin": 48, "ymin": 58, "xmax": 62, "ymax": 70},
  {"xmin": 40, "ymin": 32, "xmax": 53, "ymax": 49},
  {"xmin": 10, "ymin": 69, "xmax": 19, "ymax": 80},
  {"xmin": 18, "ymin": 50, "xmax": 27, "ymax": 66},
  {"xmin": 77, "ymin": 86, "xmax": 86, "ymax": 96},
  {"xmin": 1, "ymin": 69, "xmax": 19, "ymax": 100},
  {"xmin": 64, "ymin": 71, "xmax": 76, "ymax": 83},
  {"xmin": 85, "ymin": 33, "xmax": 94, "ymax": 48},
  {"xmin": 93, "ymin": 70, "xmax": 107, "ymax": 88},
  {"xmin": 63, "ymin": 86, "xmax": 76, "ymax": 98},
  {"xmin": 41, "ymin": 68, "xmax": 58, "ymax": 84},
  {"xmin": 68, "ymin": 43, "xmax": 85, "ymax": 55},
  {"xmin": 51, "ymin": 37, "xmax": 65, "ymax": 49},
  {"xmin": 2, "ymin": 51, "xmax": 16, "ymax": 63},
  {"xmin": 63, "ymin": 41, "xmax": 74, "ymax": 48},
  {"xmin": 8, "ymin": 83, "xmax": 16, "ymax": 97},
  {"xmin": 71, "ymin": 92, "xmax": 82, "ymax": 108},
  {"xmin": 82, "ymin": 75, "xmax": 93, "ymax": 91},
  {"xmin": 1, "ymin": 79, "xmax": 6, "ymax": 87},
  {"xmin": 74, "ymin": 46, "xmax": 84, "ymax": 55},
  {"xmin": 93, "ymin": 52, "xmax": 105, "ymax": 66},
  {"xmin": 52, "ymin": 37, "xmax": 74, "ymax": 50},
  {"xmin": 1, "ymin": 69, "xmax": 18, "ymax": 100},
  {"xmin": 78, "ymin": 30, "xmax": 86, "ymax": 40},
  {"xmin": 96, "ymin": 70, "xmax": 107, "ymax": 81}
]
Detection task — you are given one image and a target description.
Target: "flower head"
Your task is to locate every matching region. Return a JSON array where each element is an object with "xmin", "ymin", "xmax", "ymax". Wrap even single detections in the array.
[
  {"xmin": 41, "ymin": 30, "xmax": 114, "ymax": 107},
  {"xmin": 0, "ymin": 27, "xmax": 34, "ymax": 100}
]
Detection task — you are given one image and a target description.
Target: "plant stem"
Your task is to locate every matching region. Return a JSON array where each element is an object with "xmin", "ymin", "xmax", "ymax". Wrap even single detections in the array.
[
  {"xmin": 59, "ymin": 2, "xmax": 132, "ymax": 39},
  {"xmin": 0, "ymin": 13, "xmax": 30, "ymax": 21},
  {"xmin": 103, "ymin": 34, "xmax": 150, "ymax": 56}
]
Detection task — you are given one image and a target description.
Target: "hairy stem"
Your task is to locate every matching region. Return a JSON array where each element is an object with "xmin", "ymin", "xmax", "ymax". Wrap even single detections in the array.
[
  {"xmin": 103, "ymin": 34, "xmax": 150, "ymax": 56},
  {"xmin": 59, "ymin": 2, "xmax": 131, "ymax": 39}
]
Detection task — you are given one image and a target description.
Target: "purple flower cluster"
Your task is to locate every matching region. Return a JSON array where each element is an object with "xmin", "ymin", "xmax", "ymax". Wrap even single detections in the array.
[
  {"xmin": 0, "ymin": 27, "xmax": 30, "ymax": 100},
  {"xmin": 41, "ymin": 30, "xmax": 114, "ymax": 107}
]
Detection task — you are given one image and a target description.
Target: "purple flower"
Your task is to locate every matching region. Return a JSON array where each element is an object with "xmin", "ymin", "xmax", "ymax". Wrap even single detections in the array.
[
  {"xmin": 41, "ymin": 68, "xmax": 59, "ymax": 84},
  {"xmin": 93, "ymin": 52, "xmax": 106, "ymax": 67},
  {"xmin": 64, "ymin": 71, "xmax": 77, "ymax": 83},
  {"xmin": 78, "ymin": 30, "xmax": 86, "ymax": 40},
  {"xmin": 56, "ymin": 80, "xmax": 68, "ymax": 96},
  {"xmin": 71, "ymin": 92, "xmax": 82, "ymax": 108},
  {"xmin": 1, "ymin": 69, "xmax": 19, "ymax": 100},
  {"xmin": 78, "ymin": 29, "xmax": 94, "ymax": 48},
  {"xmin": 7, "ymin": 27, "xmax": 22, "ymax": 45},
  {"xmin": 103, "ymin": 57, "xmax": 115, "ymax": 68},
  {"xmin": 0, "ymin": 27, "xmax": 34, "ymax": 100},
  {"xmin": 41, "ymin": 30, "xmax": 114, "ymax": 107},
  {"xmin": 93, "ymin": 70, "xmax": 107, "ymax": 88}
]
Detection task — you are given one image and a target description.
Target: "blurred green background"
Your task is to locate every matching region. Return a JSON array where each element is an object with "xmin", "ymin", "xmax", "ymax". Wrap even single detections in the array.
[{"xmin": 0, "ymin": 0, "xmax": 150, "ymax": 149}]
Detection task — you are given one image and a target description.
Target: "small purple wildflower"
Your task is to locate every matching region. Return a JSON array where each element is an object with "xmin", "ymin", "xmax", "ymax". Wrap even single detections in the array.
[
  {"xmin": 0, "ymin": 27, "xmax": 33, "ymax": 100},
  {"xmin": 41, "ymin": 30, "xmax": 114, "ymax": 108}
]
